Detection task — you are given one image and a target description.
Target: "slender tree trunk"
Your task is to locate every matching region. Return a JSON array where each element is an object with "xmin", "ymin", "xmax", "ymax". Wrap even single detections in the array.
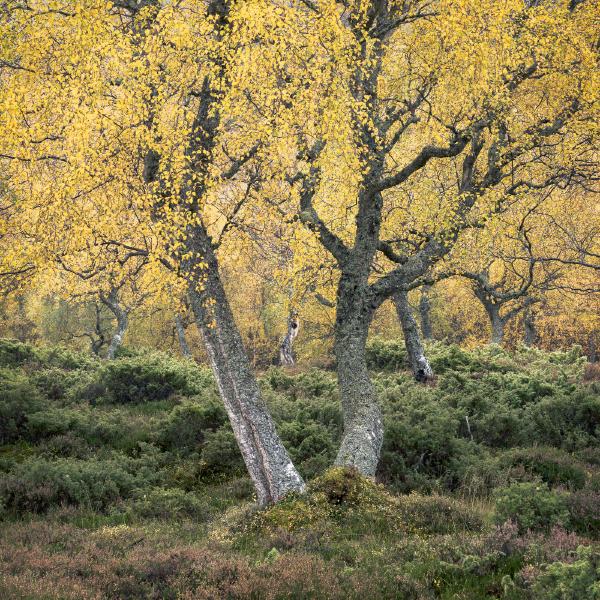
[
  {"xmin": 333, "ymin": 275, "xmax": 383, "ymax": 476},
  {"xmin": 523, "ymin": 303, "xmax": 537, "ymax": 347},
  {"xmin": 279, "ymin": 311, "xmax": 299, "ymax": 366},
  {"xmin": 101, "ymin": 291, "xmax": 129, "ymax": 360},
  {"xmin": 419, "ymin": 284, "xmax": 433, "ymax": 340},
  {"xmin": 143, "ymin": 0, "xmax": 303, "ymax": 505},
  {"xmin": 185, "ymin": 225, "xmax": 305, "ymax": 505},
  {"xmin": 90, "ymin": 303, "xmax": 106, "ymax": 356},
  {"xmin": 175, "ymin": 314, "xmax": 192, "ymax": 358},
  {"xmin": 106, "ymin": 312, "xmax": 128, "ymax": 359},
  {"xmin": 393, "ymin": 289, "xmax": 433, "ymax": 383}
]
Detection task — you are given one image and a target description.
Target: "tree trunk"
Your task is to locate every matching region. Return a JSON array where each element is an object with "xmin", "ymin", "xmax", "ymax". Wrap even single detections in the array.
[
  {"xmin": 523, "ymin": 303, "xmax": 537, "ymax": 347},
  {"xmin": 419, "ymin": 284, "xmax": 433, "ymax": 340},
  {"xmin": 90, "ymin": 303, "xmax": 107, "ymax": 356},
  {"xmin": 175, "ymin": 314, "xmax": 192, "ymax": 358},
  {"xmin": 484, "ymin": 302, "xmax": 504, "ymax": 345},
  {"xmin": 101, "ymin": 291, "xmax": 129, "ymax": 360},
  {"xmin": 393, "ymin": 289, "xmax": 433, "ymax": 383},
  {"xmin": 333, "ymin": 275, "xmax": 383, "ymax": 476},
  {"xmin": 185, "ymin": 225, "xmax": 305, "ymax": 506},
  {"xmin": 279, "ymin": 311, "xmax": 299, "ymax": 366}
]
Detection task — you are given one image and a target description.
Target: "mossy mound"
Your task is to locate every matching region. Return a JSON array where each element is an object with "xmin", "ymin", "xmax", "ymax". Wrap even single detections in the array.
[{"xmin": 237, "ymin": 467, "xmax": 484, "ymax": 548}]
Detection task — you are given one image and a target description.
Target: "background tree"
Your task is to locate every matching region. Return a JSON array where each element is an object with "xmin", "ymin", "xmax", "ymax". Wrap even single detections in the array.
[{"xmin": 277, "ymin": 0, "xmax": 598, "ymax": 474}]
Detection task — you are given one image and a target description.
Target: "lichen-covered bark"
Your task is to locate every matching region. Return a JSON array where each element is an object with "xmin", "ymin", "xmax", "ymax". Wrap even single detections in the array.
[
  {"xmin": 186, "ymin": 225, "xmax": 305, "ymax": 506},
  {"xmin": 138, "ymin": 0, "xmax": 304, "ymax": 505},
  {"xmin": 484, "ymin": 301, "xmax": 505, "ymax": 345},
  {"xmin": 393, "ymin": 289, "xmax": 433, "ymax": 383},
  {"xmin": 419, "ymin": 285, "xmax": 433, "ymax": 340},
  {"xmin": 101, "ymin": 290, "xmax": 129, "ymax": 360},
  {"xmin": 175, "ymin": 314, "xmax": 192, "ymax": 358},
  {"xmin": 333, "ymin": 275, "xmax": 383, "ymax": 476}
]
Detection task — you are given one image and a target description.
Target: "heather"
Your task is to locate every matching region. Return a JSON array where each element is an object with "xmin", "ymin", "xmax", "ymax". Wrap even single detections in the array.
[{"xmin": 1, "ymin": 338, "xmax": 599, "ymax": 599}]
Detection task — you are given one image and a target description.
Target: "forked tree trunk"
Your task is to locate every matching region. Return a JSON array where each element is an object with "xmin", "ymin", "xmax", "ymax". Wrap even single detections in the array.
[
  {"xmin": 333, "ymin": 275, "xmax": 383, "ymax": 476},
  {"xmin": 474, "ymin": 287, "xmax": 506, "ymax": 345},
  {"xmin": 175, "ymin": 314, "xmax": 192, "ymax": 358},
  {"xmin": 101, "ymin": 291, "xmax": 129, "ymax": 360},
  {"xmin": 419, "ymin": 285, "xmax": 433, "ymax": 340},
  {"xmin": 279, "ymin": 311, "xmax": 299, "ymax": 366},
  {"xmin": 186, "ymin": 225, "xmax": 305, "ymax": 505},
  {"xmin": 393, "ymin": 289, "xmax": 434, "ymax": 383}
]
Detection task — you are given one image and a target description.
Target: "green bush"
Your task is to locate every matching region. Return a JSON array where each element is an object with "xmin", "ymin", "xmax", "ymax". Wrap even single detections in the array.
[
  {"xmin": 499, "ymin": 447, "xmax": 587, "ymax": 491},
  {"xmin": 567, "ymin": 490, "xmax": 600, "ymax": 538},
  {"xmin": 159, "ymin": 398, "xmax": 227, "ymax": 454},
  {"xmin": 0, "ymin": 457, "xmax": 139, "ymax": 514},
  {"xmin": 366, "ymin": 338, "xmax": 408, "ymax": 371},
  {"xmin": 265, "ymin": 368, "xmax": 337, "ymax": 399},
  {"xmin": 530, "ymin": 545, "xmax": 600, "ymax": 599},
  {"xmin": 494, "ymin": 482, "xmax": 570, "ymax": 533},
  {"xmin": 200, "ymin": 427, "xmax": 244, "ymax": 476},
  {"xmin": 378, "ymin": 388, "xmax": 466, "ymax": 491},
  {"xmin": 128, "ymin": 487, "xmax": 209, "ymax": 520},
  {"xmin": 524, "ymin": 390, "xmax": 600, "ymax": 450},
  {"xmin": 99, "ymin": 354, "xmax": 213, "ymax": 404},
  {"xmin": 24, "ymin": 406, "xmax": 151, "ymax": 451},
  {"xmin": 429, "ymin": 343, "xmax": 487, "ymax": 374},
  {"xmin": 38, "ymin": 433, "xmax": 91, "ymax": 459},
  {"xmin": 0, "ymin": 368, "xmax": 43, "ymax": 444},
  {"xmin": 30, "ymin": 368, "xmax": 85, "ymax": 401},
  {"xmin": 278, "ymin": 421, "xmax": 337, "ymax": 478},
  {"xmin": 0, "ymin": 339, "xmax": 36, "ymax": 367},
  {"xmin": 0, "ymin": 339, "xmax": 95, "ymax": 370}
]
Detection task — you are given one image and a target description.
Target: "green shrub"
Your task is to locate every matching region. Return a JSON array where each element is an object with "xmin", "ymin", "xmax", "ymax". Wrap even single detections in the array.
[
  {"xmin": 128, "ymin": 487, "xmax": 209, "ymax": 520},
  {"xmin": 429, "ymin": 343, "xmax": 487, "ymax": 373},
  {"xmin": 0, "ymin": 339, "xmax": 95, "ymax": 370},
  {"xmin": 24, "ymin": 406, "xmax": 151, "ymax": 450},
  {"xmin": 99, "ymin": 354, "xmax": 213, "ymax": 404},
  {"xmin": 265, "ymin": 368, "xmax": 337, "ymax": 399},
  {"xmin": 30, "ymin": 368, "xmax": 84, "ymax": 401},
  {"xmin": 499, "ymin": 448, "xmax": 587, "ymax": 491},
  {"xmin": 530, "ymin": 545, "xmax": 600, "ymax": 599},
  {"xmin": 0, "ymin": 339, "xmax": 36, "ymax": 367},
  {"xmin": 264, "ymin": 367, "xmax": 296, "ymax": 391},
  {"xmin": 378, "ymin": 389, "xmax": 466, "ymax": 491},
  {"xmin": 524, "ymin": 390, "xmax": 600, "ymax": 450},
  {"xmin": 26, "ymin": 407, "xmax": 89, "ymax": 441},
  {"xmin": 567, "ymin": 490, "xmax": 600, "ymax": 538},
  {"xmin": 494, "ymin": 482, "xmax": 570, "ymax": 533},
  {"xmin": 159, "ymin": 398, "xmax": 227, "ymax": 454},
  {"xmin": 366, "ymin": 338, "xmax": 408, "ymax": 371},
  {"xmin": 38, "ymin": 433, "xmax": 91, "ymax": 459},
  {"xmin": 0, "ymin": 446, "xmax": 168, "ymax": 515},
  {"xmin": 0, "ymin": 368, "xmax": 43, "ymax": 444},
  {"xmin": 0, "ymin": 457, "xmax": 138, "ymax": 514},
  {"xmin": 200, "ymin": 427, "xmax": 244, "ymax": 476},
  {"xmin": 278, "ymin": 421, "xmax": 336, "ymax": 478}
]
